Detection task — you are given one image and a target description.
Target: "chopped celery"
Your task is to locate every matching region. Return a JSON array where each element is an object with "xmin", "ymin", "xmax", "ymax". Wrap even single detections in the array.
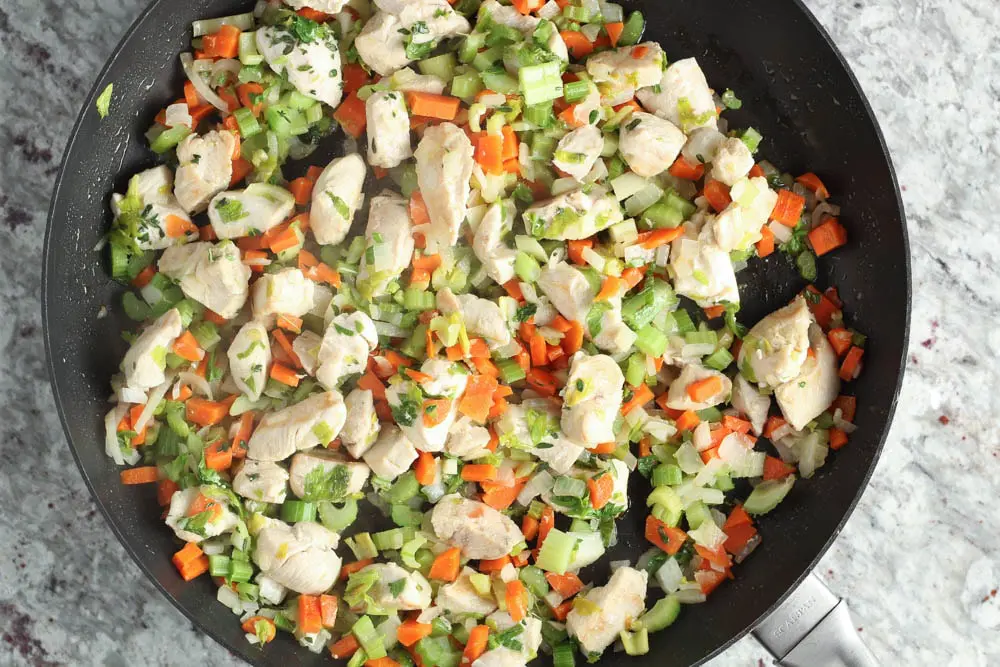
[
  {"xmin": 472, "ymin": 46, "xmax": 503, "ymax": 72},
  {"xmin": 741, "ymin": 127, "xmax": 763, "ymax": 153},
  {"xmin": 233, "ymin": 107, "xmax": 261, "ymax": 139},
  {"xmin": 238, "ymin": 31, "xmax": 263, "ymax": 65},
  {"xmin": 642, "ymin": 198, "xmax": 685, "ymax": 229},
  {"xmin": 346, "ymin": 532, "xmax": 379, "ymax": 559},
  {"xmin": 353, "ymin": 615, "xmax": 387, "ymax": 660},
  {"xmin": 384, "ymin": 471, "xmax": 420, "ymax": 503},
  {"xmin": 458, "ymin": 32, "xmax": 486, "ymax": 63},
  {"xmin": 617, "ymin": 10, "xmax": 645, "ymax": 46},
  {"xmin": 318, "ymin": 499, "xmax": 358, "ymax": 533},
  {"xmin": 450, "ymin": 71, "xmax": 483, "ymax": 101},
  {"xmin": 414, "ymin": 636, "xmax": 461, "ymax": 667},
  {"xmin": 514, "ymin": 251, "xmax": 541, "ymax": 283},
  {"xmin": 620, "ymin": 628, "xmax": 649, "ymax": 655},
  {"xmin": 635, "ymin": 324, "xmax": 668, "ymax": 357},
  {"xmin": 391, "ymin": 503, "xmax": 424, "ymax": 527},
  {"xmin": 637, "ymin": 595, "xmax": 681, "ymax": 633},
  {"xmin": 652, "ymin": 463, "xmax": 683, "ymax": 488},
  {"xmin": 480, "ymin": 67, "xmax": 520, "ymax": 95},
  {"xmin": 280, "ymin": 500, "xmax": 316, "ymax": 523},
  {"xmin": 418, "ymin": 53, "xmax": 457, "ymax": 81},
  {"xmin": 519, "ymin": 565, "xmax": 550, "ymax": 598},
  {"xmin": 625, "ymin": 353, "xmax": 647, "ymax": 388},
  {"xmin": 672, "ymin": 308, "xmax": 696, "ymax": 334},
  {"xmin": 524, "ymin": 101, "xmax": 555, "ymax": 128},
  {"xmin": 622, "ymin": 279, "xmax": 675, "ymax": 330},
  {"xmin": 373, "ymin": 528, "xmax": 405, "ymax": 551},
  {"xmin": 703, "ymin": 348, "xmax": 734, "ymax": 371},
  {"xmin": 744, "ymin": 476, "xmax": 796, "ymax": 515},
  {"xmin": 535, "ymin": 528, "xmax": 576, "ymax": 573},
  {"xmin": 519, "ymin": 61, "xmax": 563, "ymax": 106},
  {"xmin": 496, "ymin": 358, "xmax": 526, "ymax": 384},
  {"xmin": 149, "ymin": 125, "xmax": 191, "ymax": 154},
  {"xmin": 684, "ymin": 330, "xmax": 718, "ymax": 347},
  {"xmin": 685, "ymin": 500, "xmax": 711, "ymax": 530},
  {"xmin": 562, "ymin": 80, "xmax": 591, "ymax": 104},
  {"xmin": 552, "ymin": 643, "xmax": 576, "ymax": 667},
  {"xmin": 696, "ymin": 406, "xmax": 723, "ymax": 422}
]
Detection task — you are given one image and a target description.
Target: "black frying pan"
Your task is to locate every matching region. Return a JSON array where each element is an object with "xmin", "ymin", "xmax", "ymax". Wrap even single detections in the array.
[{"xmin": 42, "ymin": 0, "xmax": 910, "ymax": 665}]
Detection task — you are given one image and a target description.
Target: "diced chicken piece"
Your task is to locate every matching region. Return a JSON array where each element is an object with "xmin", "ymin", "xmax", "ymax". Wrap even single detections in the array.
[
  {"xmin": 390, "ymin": 68, "xmax": 447, "ymax": 94},
  {"xmin": 311, "ymin": 153, "xmax": 367, "ymax": 246},
  {"xmin": 739, "ymin": 296, "xmax": 813, "ymax": 388},
  {"xmin": 437, "ymin": 289, "xmax": 511, "ymax": 348},
  {"xmin": 553, "ymin": 125, "xmax": 604, "ymax": 182},
  {"xmin": 431, "ymin": 494, "xmax": 523, "ymax": 560},
  {"xmin": 637, "ymin": 58, "xmax": 718, "ymax": 133},
  {"xmin": 592, "ymin": 300, "xmax": 637, "ymax": 359},
  {"xmin": 158, "ymin": 241, "xmax": 251, "ymax": 319},
  {"xmin": 472, "ymin": 202, "xmax": 518, "ymax": 286},
  {"xmin": 731, "ymin": 374, "xmax": 771, "ymax": 436},
  {"xmin": 712, "ymin": 137, "xmax": 755, "ymax": 187},
  {"xmin": 387, "ymin": 359, "xmax": 468, "ymax": 452},
  {"xmin": 445, "ymin": 416, "xmax": 492, "ymax": 460},
  {"xmin": 254, "ymin": 520, "xmax": 342, "ymax": 594},
  {"xmin": 711, "ymin": 177, "xmax": 779, "ymax": 252},
  {"xmin": 357, "ymin": 191, "xmax": 415, "ymax": 299},
  {"xmin": 571, "ymin": 83, "xmax": 602, "ymax": 126},
  {"xmin": 341, "ymin": 389, "xmax": 382, "ymax": 459},
  {"xmin": 207, "ymin": 183, "xmax": 296, "ymax": 240},
  {"xmin": 414, "ymin": 123, "xmax": 475, "ymax": 252},
  {"xmin": 354, "ymin": 11, "xmax": 410, "ymax": 77},
  {"xmin": 618, "ymin": 112, "xmax": 686, "ymax": 178},
  {"xmin": 775, "ymin": 324, "xmax": 841, "ymax": 430},
  {"xmin": 360, "ymin": 562, "xmax": 433, "ymax": 610},
  {"xmin": 120, "ymin": 308, "xmax": 183, "ymax": 392},
  {"xmin": 232, "ymin": 459, "xmax": 289, "ymax": 504},
  {"xmin": 587, "ymin": 42, "xmax": 665, "ymax": 105},
  {"xmin": 289, "ymin": 448, "xmax": 370, "ymax": 499},
  {"xmin": 111, "ymin": 166, "xmax": 197, "ymax": 249},
  {"xmin": 681, "ymin": 127, "xmax": 727, "ymax": 165},
  {"xmin": 561, "ymin": 353, "xmax": 625, "ymax": 447},
  {"xmin": 486, "ymin": 611, "xmax": 542, "ymax": 660},
  {"xmin": 292, "ymin": 330, "xmax": 323, "ymax": 375},
  {"xmin": 471, "ymin": 649, "xmax": 524, "ymax": 667},
  {"xmin": 284, "ymin": 0, "xmax": 348, "ymax": 12},
  {"xmin": 366, "ymin": 90, "xmax": 412, "ymax": 168},
  {"xmin": 536, "ymin": 261, "xmax": 594, "ymax": 324},
  {"xmin": 227, "ymin": 321, "xmax": 271, "ymax": 401},
  {"xmin": 316, "ymin": 311, "xmax": 378, "ymax": 390},
  {"xmin": 394, "ymin": 0, "xmax": 470, "ymax": 41},
  {"xmin": 256, "ymin": 25, "xmax": 343, "ymax": 108},
  {"xmin": 362, "ymin": 425, "xmax": 418, "ymax": 480},
  {"xmin": 251, "ymin": 268, "xmax": 316, "ymax": 324},
  {"xmin": 165, "ymin": 486, "xmax": 240, "ymax": 543},
  {"xmin": 493, "ymin": 401, "xmax": 582, "ymax": 471},
  {"xmin": 247, "ymin": 391, "xmax": 346, "ymax": 461},
  {"xmin": 566, "ymin": 566, "xmax": 647, "ymax": 655},
  {"xmin": 437, "ymin": 566, "xmax": 498, "ymax": 615},
  {"xmin": 665, "ymin": 364, "xmax": 732, "ymax": 411},
  {"xmin": 669, "ymin": 230, "xmax": 740, "ymax": 307},
  {"xmin": 175, "ymin": 131, "xmax": 237, "ymax": 213},
  {"xmin": 523, "ymin": 186, "xmax": 623, "ymax": 240}
]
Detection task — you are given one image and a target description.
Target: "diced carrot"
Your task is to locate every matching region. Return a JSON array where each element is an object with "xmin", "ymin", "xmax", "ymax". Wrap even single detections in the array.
[
  {"xmin": 703, "ymin": 305, "xmax": 725, "ymax": 320},
  {"xmin": 721, "ymin": 415, "xmax": 752, "ymax": 434},
  {"xmin": 288, "ymin": 177, "xmax": 314, "ymax": 206},
  {"xmin": 529, "ymin": 332, "xmax": 548, "ymax": 367},
  {"xmin": 397, "ymin": 621, "xmax": 434, "ymax": 647},
  {"xmin": 333, "ymin": 91, "xmax": 367, "ymax": 137},
  {"xmin": 481, "ymin": 479, "xmax": 526, "ymax": 510},
  {"xmin": 525, "ymin": 368, "xmax": 559, "ymax": 396},
  {"xmin": 120, "ymin": 466, "xmax": 159, "ymax": 485},
  {"xmin": 770, "ymin": 189, "xmax": 806, "ymax": 227},
  {"xmin": 544, "ymin": 572, "xmax": 583, "ymax": 598},
  {"xmin": 631, "ymin": 44, "xmax": 649, "ymax": 59},
  {"xmin": 700, "ymin": 445, "xmax": 721, "ymax": 464},
  {"xmin": 276, "ymin": 314, "xmax": 303, "ymax": 334},
  {"xmin": 604, "ymin": 21, "xmax": 625, "ymax": 46},
  {"xmin": 339, "ymin": 558, "xmax": 375, "ymax": 581},
  {"xmin": 422, "ymin": 398, "xmax": 452, "ymax": 428},
  {"xmin": 413, "ymin": 451, "xmax": 436, "ymax": 485},
  {"xmin": 588, "ymin": 442, "xmax": 616, "ymax": 455},
  {"xmin": 409, "ymin": 191, "xmax": 431, "ymax": 226},
  {"xmin": 478, "ymin": 556, "xmax": 510, "ymax": 573},
  {"xmin": 621, "ymin": 383, "xmax": 654, "ymax": 414},
  {"xmin": 561, "ymin": 320, "xmax": 583, "ymax": 355},
  {"xmin": 521, "ymin": 515, "xmax": 539, "ymax": 542},
  {"xmin": 268, "ymin": 227, "xmax": 302, "ymax": 254},
  {"xmin": 829, "ymin": 427, "xmax": 848, "ymax": 450},
  {"xmin": 461, "ymin": 464, "xmax": 497, "ymax": 482},
  {"xmin": 756, "ymin": 224, "xmax": 776, "ymax": 258},
  {"xmin": 329, "ymin": 633, "xmax": 360, "ymax": 659},
  {"xmin": 183, "ymin": 80, "xmax": 200, "ymax": 108},
  {"xmin": 474, "ymin": 133, "xmax": 504, "ymax": 175},
  {"xmin": 669, "ymin": 155, "xmax": 705, "ymax": 181},
  {"xmin": 204, "ymin": 440, "xmax": 233, "ymax": 471},
  {"xmin": 537, "ymin": 505, "xmax": 555, "ymax": 546},
  {"xmin": 762, "ymin": 455, "xmax": 796, "ymax": 480},
  {"xmin": 502, "ymin": 280, "xmax": 525, "ymax": 302},
  {"xmin": 695, "ymin": 544, "xmax": 732, "ymax": 570},
  {"xmin": 804, "ymin": 286, "xmax": 840, "ymax": 329},
  {"xmin": 695, "ymin": 569, "xmax": 728, "ymax": 595},
  {"xmin": 636, "ymin": 227, "xmax": 683, "ymax": 249},
  {"xmin": 723, "ymin": 522, "xmax": 758, "ymax": 556},
  {"xmin": 298, "ymin": 594, "xmax": 323, "ymax": 635},
  {"xmin": 595, "ymin": 275, "xmax": 624, "ymax": 301},
  {"xmin": 686, "ymin": 376, "xmax": 724, "ymax": 403},
  {"xmin": 272, "ymin": 329, "xmax": 302, "ymax": 369},
  {"xmin": 501, "ymin": 125, "xmax": 519, "ymax": 161},
  {"xmin": 185, "ymin": 398, "xmax": 229, "ymax": 426},
  {"xmin": 645, "ymin": 515, "xmax": 687, "ymax": 555},
  {"xmin": 462, "ymin": 625, "xmax": 489, "ymax": 667},
  {"xmin": 342, "ymin": 63, "xmax": 370, "ymax": 96},
  {"xmin": 202, "ymin": 25, "xmax": 241, "ymax": 59},
  {"xmin": 703, "ymin": 180, "xmax": 732, "ymax": 212},
  {"xmin": 839, "ymin": 346, "xmax": 864, "ymax": 381},
  {"xmin": 587, "ymin": 472, "xmax": 614, "ymax": 509},
  {"xmin": 723, "ymin": 504, "xmax": 753, "ymax": 531},
  {"xmin": 165, "ymin": 214, "xmax": 196, "ymax": 238},
  {"xmin": 808, "ymin": 217, "xmax": 848, "ymax": 256},
  {"xmin": 412, "ymin": 252, "xmax": 442, "ymax": 271},
  {"xmin": 157, "ymin": 478, "xmax": 178, "ymax": 506},
  {"xmin": 621, "ymin": 266, "xmax": 647, "ymax": 290},
  {"xmin": 428, "ymin": 547, "xmax": 462, "ymax": 582},
  {"xmin": 796, "ymin": 172, "xmax": 830, "ymax": 200},
  {"xmin": 310, "ymin": 262, "xmax": 342, "ymax": 287},
  {"xmin": 172, "ymin": 542, "xmax": 209, "ymax": 581},
  {"xmin": 832, "ymin": 395, "xmax": 857, "ymax": 422},
  {"xmin": 296, "ymin": 6, "xmax": 332, "ymax": 21},
  {"xmin": 458, "ymin": 375, "xmax": 498, "ymax": 423},
  {"xmin": 406, "ymin": 92, "xmax": 461, "ymax": 120},
  {"xmin": 270, "ymin": 362, "xmax": 301, "ymax": 387},
  {"xmin": 550, "ymin": 600, "xmax": 573, "ymax": 621},
  {"xmin": 763, "ymin": 415, "xmax": 788, "ymax": 439},
  {"xmin": 511, "ymin": 0, "xmax": 544, "ymax": 13},
  {"xmin": 172, "ymin": 330, "xmax": 204, "ymax": 363},
  {"xmin": 505, "ymin": 580, "xmax": 528, "ymax": 622},
  {"xmin": 131, "ymin": 266, "xmax": 156, "ymax": 289},
  {"xmin": 827, "ymin": 328, "xmax": 854, "ymax": 356},
  {"xmin": 560, "ymin": 30, "xmax": 594, "ymax": 59}
]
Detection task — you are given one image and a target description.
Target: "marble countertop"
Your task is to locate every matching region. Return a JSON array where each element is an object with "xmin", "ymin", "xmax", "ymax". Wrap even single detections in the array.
[{"xmin": 2, "ymin": 0, "xmax": 998, "ymax": 664}]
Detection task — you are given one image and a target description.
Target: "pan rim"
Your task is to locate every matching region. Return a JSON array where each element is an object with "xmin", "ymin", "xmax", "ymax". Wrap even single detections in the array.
[{"xmin": 42, "ymin": 0, "xmax": 912, "ymax": 664}]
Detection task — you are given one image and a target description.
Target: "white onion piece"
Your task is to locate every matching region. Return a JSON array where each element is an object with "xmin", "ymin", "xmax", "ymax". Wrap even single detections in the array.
[
  {"xmin": 656, "ymin": 557, "xmax": 684, "ymax": 593},
  {"xmin": 692, "ymin": 421, "xmax": 712, "ymax": 451},
  {"xmin": 812, "ymin": 202, "xmax": 841, "ymax": 227},
  {"xmin": 181, "ymin": 52, "xmax": 231, "ymax": 114},
  {"xmin": 212, "ymin": 58, "xmax": 242, "ymax": 84},
  {"xmin": 178, "ymin": 371, "xmax": 214, "ymax": 400},
  {"xmin": 620, "ymin": 450, "xmax": 638, "ymax": 471},
  {"xmin": 119, "ymin": 386, "xmax": 147, "ymax": 405},
  {"xmin": 675, "ymin": 587, "xmax": 707, "ymax": 604},
  {"xmin": 682, "ymin": 343, "xmax": 716, "ymax": 358},
  {"xmin": 517, "ymin": 469, "xmax": 554, "ymax": 506},
  {"xmin": 832, "ymin": 411, "xmax": 857, "ymax": 433},
  {"xmin": 373, "ymin": 321, "xmax": 406, "ymax": 338},
  {"xmin": 133, "ymin": 375, "xmax": 173, "ymax": 432},
  {"xmin": 217, "ymin": 584, "xmax": 242, "ymax": 612},
  {"xmin": 520, "ymin": 282, "xmax": 539, "ymax": 304},
  {"xmin": 105, "ymin": 404, "xmax": 130, "ymax": 465},
  {"xmin": 538, "ymin": 0, "xmax": 561, "ymax": 19}
]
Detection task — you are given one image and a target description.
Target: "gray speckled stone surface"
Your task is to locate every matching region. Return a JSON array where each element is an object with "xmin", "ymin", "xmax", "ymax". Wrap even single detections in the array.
[{"xmin": 2, "ymin": 0, "xmax": 999, "ymax": 665}]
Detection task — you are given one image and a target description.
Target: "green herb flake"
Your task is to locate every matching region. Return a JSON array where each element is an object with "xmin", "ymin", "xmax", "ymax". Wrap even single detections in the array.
[{"xmin": 96, "ymin": 83, "xmax": 113, "ymax": 119}]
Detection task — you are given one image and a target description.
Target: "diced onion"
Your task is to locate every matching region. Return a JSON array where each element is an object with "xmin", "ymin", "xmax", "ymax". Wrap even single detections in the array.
[
  {"xmin": 217, "ymin": 583, "xmax": 242, "ymax": 612},
  {"xmin": 580, "ymin": 23, "xmax": 602, "ymax": 42},
  {"xmin": 518, "ymin": 470, "xmax": 554, "ymax": 506},
  {"xmin": 180, "ymin": 52, "xmax": 231, "ymax": 114},
  {"xmin": 165, "ymin": 103, "xmax": 193, "ymax": 129},
  {"xmin": 551, "ymin": 178, "xmax": 578, "ymax": 196},
  {"xmin": 655, "ymin": 557, "xmax": 684, "ymax": 593},
  {"xmin": 832, "ymin": 410, "xmax": 857, "ymax": 433},
  {"xmin": 675, "ymin": 585, "xmax": 707, "ymax": 604},
  {"xmin": 104, "ymin": 404, "xmax": 130, "ymax": 465},
  {"xmin": 520, "ymin": 282, "xmax": 539, "ymax": 304},
  {"xmin": 609, "ymin": 559, "xmax": 630, "ymax": 573},
  {"xmin": 192, "ymin": 13, "xmax": 255, "ymax": 37},
  {"xmin": 581, "ymin": 246, "xmax": 606, "ymax": 272},
  {"xmin": 691, "ymin": 421, "xmax": 712, "ymax": 451},
  {"xmin": 681, "ymin": 343, "xmax": 716, "ymax": 358},
  {"xmin": 374, "ymin": 321, "xmax": 407, "ymax": 338},
  {"xmin": 538, "ymin": 1, "xmax": 561, "ymax": 19},
  {"xmin": 119, "ymin": 386, "xmax": 147, "ymax": 405},
  {"xmin": 133, "ymin": 376, "xmax": 173, "ymax": 432},
  {"xmin": 598, "ymin": 1, "xmax": 623, "ymax": 22},
  {"xmin": 619, "ymin": 450, "xmax": 638, "ymax": 471},
  {"xmin": 178, "ymin": 371, "xmax": 214, "ymax": 400}
]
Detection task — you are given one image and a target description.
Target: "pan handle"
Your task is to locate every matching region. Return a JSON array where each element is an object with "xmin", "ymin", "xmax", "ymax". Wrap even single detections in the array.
[{"xmin": 752, "ymin": 572, "xmax": 879, "ymax": 667}]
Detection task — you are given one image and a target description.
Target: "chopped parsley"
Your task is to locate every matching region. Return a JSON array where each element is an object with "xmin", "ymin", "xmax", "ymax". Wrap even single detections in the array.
[
  {"xmin": 388, "ymin": 579, "xmax": 407, "ymax": 597},
  {"xmin": 514, "ymin": 303, "xmax": 537, "ymax": 323},
  {"xmin": 301, "ymin": 464, "xmax": 351, "ymax": 502},
  {"xmin": 214, "ymin": 197, "xmax": 248, "ymax": 224},
  {"xmin": 96, "ymin": 83, "xmax": 113, "ymax": 119}
]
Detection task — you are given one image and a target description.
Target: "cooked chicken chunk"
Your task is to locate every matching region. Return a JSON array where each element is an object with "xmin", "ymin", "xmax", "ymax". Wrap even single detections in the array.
[
  {"xmin": 316, "ymin": 311, "xmax": 378, "ymax": 390},
  {"xmin": 227, "ymin": 321, "xmax": 271, "ymax": 401},
  {"xmin": 431, "ymin": 494, "xmax": 523, "ymax": 560},
  {"xmin": 256, "ymin": 25, "xmax": 343, "ymax": 108},
  {"xmin": 174, "ymin": 131, "xmax": 236, "ymax": 213},
  {"xmin": 362, "ymin": 425, "xmax": 418, "ymax": 480},
  {"xmin": 414, "ymin": 123, "xmax": 475, "ymax": 252},
  {"xmin": 247, "ymin": 391, "xmax": 346, "ymax": 461},
  {"xmin": 232, "ymin": 460, "xmax": 289, "ymax": 504},
  {"xmin": 207, "ymin": 184, "xmax": 296, "ymax": 239},
  {"xmin": 251, "ymin": 268, "xmax": 316, "ymax": 324},
  {"xmin": 120, "ymin": 308, "xmax": 183, "ymax": 392},
  {"xmin": 341, "ymin": 388, "xmax": 382, "ymax": 459},
  {"xmin": 311, "ymin": 153, "xmax": 367, "ymax": 246},
  {"xmin": 158, "ymin": 241, "xmax": 251, "ymax": 319},
  {"xmin": 566, "ymin": 566, "xmax": 648, "ymax": 655},
  {"xmin": 289, "ymin": 448, "xmax": 370, "ymax": 499},
  {"xmin": 253, "ymin": 520, "xmax": 341, "ymax": 594},
  {"xmin": 618, "ymin": 112, "xmax": 686, "ymax": 178},
  {"xmin": 561, "ymin": 353, "xmax": 625, "ymax": 447},
  {"xmin": 366, "ymin": 90, "xmax": 412, "ymax": 168}
]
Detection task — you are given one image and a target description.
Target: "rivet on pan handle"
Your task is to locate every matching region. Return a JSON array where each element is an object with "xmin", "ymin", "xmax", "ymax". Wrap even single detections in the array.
[{"xmin": 752, "ymin": 572, "xmax": 880, "ymax": 667}]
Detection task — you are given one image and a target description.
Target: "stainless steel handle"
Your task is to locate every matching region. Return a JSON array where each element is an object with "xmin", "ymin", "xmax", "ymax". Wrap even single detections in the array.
[{"xmin": 752, "ymin": 572, "xmax": 879, "ymax": 667}]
